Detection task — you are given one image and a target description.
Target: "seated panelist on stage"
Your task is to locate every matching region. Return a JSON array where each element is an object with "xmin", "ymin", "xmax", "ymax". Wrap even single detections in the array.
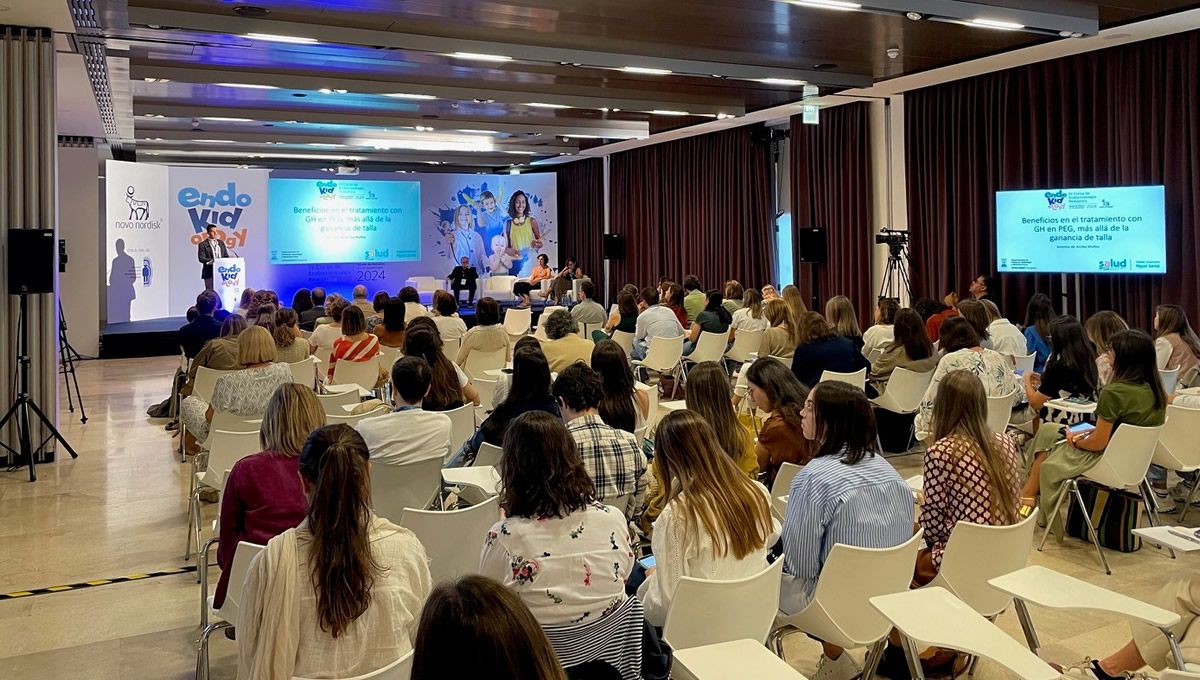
[
  {"xmin": 447, "ymin": 257, "xmax": 479, "ymax": 306},
  {"xmin": 197, "ymin": 223, "xmax": 230, "ymax": 292}
]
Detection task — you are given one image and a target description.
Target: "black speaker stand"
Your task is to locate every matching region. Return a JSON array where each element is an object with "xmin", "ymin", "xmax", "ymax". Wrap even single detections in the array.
[
  {"xmin": 57, "ymin": 299, "xmax": 87, "ymax": 424},
  {"xmin": 0, "ymin": 290, "xmax": 79, "ymax": 481}
]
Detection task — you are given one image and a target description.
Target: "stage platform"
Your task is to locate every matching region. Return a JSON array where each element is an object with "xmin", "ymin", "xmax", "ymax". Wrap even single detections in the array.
[{"xmin": 99, "ymin": 301, "xmax": 552, "ymax": 359}]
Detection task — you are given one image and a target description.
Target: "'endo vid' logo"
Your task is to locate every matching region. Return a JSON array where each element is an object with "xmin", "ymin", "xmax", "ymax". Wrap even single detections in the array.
[
  {"xmin": 316, "ymin": 181, "xmax": 337, "ymax": 199},
  {"xmin": 1099, "ymin": 258, "xmax": 1128, "ymax": 271},
  {"xmin": 126, "ymin": 186, "xmax": 150, "ymax": 220},
  {"xmin": 1044, "ymin": 190, "xmax": 1067, "ymax": 211}
]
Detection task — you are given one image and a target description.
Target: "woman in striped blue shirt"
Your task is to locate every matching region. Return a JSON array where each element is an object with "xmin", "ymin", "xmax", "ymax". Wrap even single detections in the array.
[{"xmin": 780, "ymin": 381, "xmax": 914, "ymax": 680}]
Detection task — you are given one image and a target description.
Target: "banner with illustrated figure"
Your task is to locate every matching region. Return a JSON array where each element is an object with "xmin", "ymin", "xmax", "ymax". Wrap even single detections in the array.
[{"xmin": 105, "ymin": 160, "xmax": 169, "ymax": 323}]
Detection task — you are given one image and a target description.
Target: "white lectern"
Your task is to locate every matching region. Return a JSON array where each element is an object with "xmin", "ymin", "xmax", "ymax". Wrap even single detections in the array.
[{"xmin": 213, "ymin": 257, "xmax": 246, "ymax": 313}]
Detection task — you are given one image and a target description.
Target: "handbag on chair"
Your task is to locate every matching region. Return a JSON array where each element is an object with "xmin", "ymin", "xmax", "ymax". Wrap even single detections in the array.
[{"xmin": 1065, "ymin": 481, "xmax": 1143, "ymax": 553}]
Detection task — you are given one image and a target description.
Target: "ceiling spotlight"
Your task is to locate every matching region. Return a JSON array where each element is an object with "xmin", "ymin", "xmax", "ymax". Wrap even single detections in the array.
[
  {"xmin": 969, "ymin": 17, "xmax": 1025, "ymax": 30},
  {"xmin": 425, "ymin": 161, "xmax": 442, "ymax": 165},
  {"xmin": 449, "ymin": 52, "xmax": 512, "ymax": 63},
  {"xmin": 142, "ymin": 113, "xmax": 165, "ymax": 118},
  {"xmin": 415, "ymin": 125, "xmax": 434, "ymax": 132},
  {"xmin": 142, "ymin": 77, "xmax": 170, "ymax": 83},
  {"xmin": 215, "ymin": 82, "xmax": 278, "ymax": 90},
  {"xmin": 526, "ymin": 102, "xmax": 571, "ymax": 109},
  {"xmin": 716, "ymin": 113, "xmax": 734, "ymax": 120},
  {"xmin": 308, "ymin": 143, "xmax": 345, "ymax": 148},
  {"xmin": 621, "ymin": 66, "xmax": 672, "ymax": 75},
  {"xmin": 758, "ymin": 78, "xmax": 806, "ymax": 87},
  {"xmin": 612, "ymin": 108, "xmax": 621, "ymax": 112},
  {"xmin": 560, "ymin": 136, "xmax": 570, "ymax": 143},
  {"xmin": 200, "ymin": 116, "xmax": 254, "ymax": 122},
  {"xmin": 201, "ymin": 140, "xmax": 236, "ymax": 144},
  {"xmin": 318, "ymin": 88, "xmax": 332, "ymax": 94},
  {"xmin": 473, "ymin": 98, "xmax": 495, "ymax": 104},
  {"xmin": 457, "ymin": 129, "xmax": 498, "ymax": 134},
  {"xmin": 245, "ymin": 33, "xmax": 319, "ymax": 45},
  {"xmin": 790, "ymin": 0, "xmax": 862, "ymax": 11},
  {"xmin": 906, "ymin": 11, "xmax": 923, "ymax": 20},
  {"xmin": 649, "ymin": 109, "xmax": 690, "ymax": 116},
  {"xmin": 386, "ymin": 93, "xmax": 437, "ymax": 100}
]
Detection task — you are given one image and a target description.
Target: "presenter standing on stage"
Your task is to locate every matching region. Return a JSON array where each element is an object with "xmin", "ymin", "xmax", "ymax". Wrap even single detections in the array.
[{"xmin": 198, "ymin": 224, "xmax": 230, "ymax": 291}]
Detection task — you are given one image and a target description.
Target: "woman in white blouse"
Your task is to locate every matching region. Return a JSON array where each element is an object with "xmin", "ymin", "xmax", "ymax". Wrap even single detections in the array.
[
  {"xmin": 729, "ymin": 288, "xmax": 770, "ymax": 339},
  {"xmin": 479, "ymin": 411, "xmax": 635, "ymax": 627},
  {"xmin": 638, "ymin": 410, "xmax": 778, "ymax": 627}
]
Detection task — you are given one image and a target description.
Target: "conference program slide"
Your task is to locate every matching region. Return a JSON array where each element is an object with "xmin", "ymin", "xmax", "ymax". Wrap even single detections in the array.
[
  {"xmin": 268, "ymin": 177, "xmax": 421, "ymax": 265},
  {"xmin": 995, "ymin": 185, "xmax": 1167, "ymax": 275}
]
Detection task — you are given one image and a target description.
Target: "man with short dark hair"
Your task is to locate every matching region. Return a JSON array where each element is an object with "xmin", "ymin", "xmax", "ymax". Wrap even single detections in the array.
[
  {"xmin": 569, "ymin": 279, "xmax": 606, "ymax": 326},
  {"xmin": 178, "ymin": 290, "xmax": 223, "ymax": 358},
  {"xmin": 682, "ymin": 275, "xmax": 705, "ymax": 324},
  {"xmin": 632, "ymin": 286, "xmax": 684, "ymax": 360},
  {"xmin": 197, "ymin": 224, "xmax": 229, "ymax": 291},
  {"xmin": 552, "ymin": 363, "xmax": 646, "ymax": 516},
  {"xmin": 299, "ymin": 287, "xmax": 326, "ymax": 331},
  {"xmin": 355, "ymin": 356, "xmax": 453, "ymax": 466}
]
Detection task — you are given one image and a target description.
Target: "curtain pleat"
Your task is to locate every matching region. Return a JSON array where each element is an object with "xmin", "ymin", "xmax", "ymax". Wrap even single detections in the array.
[{"xmin": 554, "ymin": 158, "xmax": 605, "ymax": 285}]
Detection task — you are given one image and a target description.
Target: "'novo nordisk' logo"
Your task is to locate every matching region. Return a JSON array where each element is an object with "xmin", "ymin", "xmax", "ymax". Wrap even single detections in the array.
[
  {"xmin": 217, "ymin": 263, "xmax": 242, "ymax": 285},
  {"xmin": 126, "ymin": 186, "xmax": 150, "ymax": 220}
]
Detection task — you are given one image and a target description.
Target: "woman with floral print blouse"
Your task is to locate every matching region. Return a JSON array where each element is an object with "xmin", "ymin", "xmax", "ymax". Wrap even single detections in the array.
[{"xmin": 479, "ymin": 411, "xmax": 635, "ymax": 626}]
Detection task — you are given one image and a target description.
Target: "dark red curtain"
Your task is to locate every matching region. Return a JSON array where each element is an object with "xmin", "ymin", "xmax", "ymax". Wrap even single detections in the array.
[
  {"xmin": 906, "ymin": 30, "xmax": 1200, "ymax": 329},
  {"xmin": 608, "ymin": 125, "xmax": 775, "ymax": 291},
  {"xmin": 791, "ymin": 102, "xmax": 875, "ymax": 328},
  {"xmin": 555, "ymin": 158, "xmax": 605, "ymax": 284}
]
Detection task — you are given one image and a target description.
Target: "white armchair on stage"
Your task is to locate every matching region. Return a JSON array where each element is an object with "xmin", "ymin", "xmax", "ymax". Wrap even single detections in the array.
[
  {"xmin": 482, "ymin": 275, "xmax": 517, "ymax": 302},
  {"xmin": 404, "ymin": 276, "xmax": 446, "ymax": 305}
]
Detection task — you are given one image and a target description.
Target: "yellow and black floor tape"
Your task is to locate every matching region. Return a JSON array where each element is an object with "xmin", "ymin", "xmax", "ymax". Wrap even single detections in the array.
[{"xmin": 1, "ymin": 565, "xmax": 198, "ymax": 600}]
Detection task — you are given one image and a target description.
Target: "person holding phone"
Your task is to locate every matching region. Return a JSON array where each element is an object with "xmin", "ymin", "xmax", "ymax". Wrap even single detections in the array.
[
  {"xmin": 1021, "ymin": 329, "xmax": 1167, "ymax": 531},
  {"xmin": 1022, "ymin": 316, "xmax": 1098, "ymax": 429}
]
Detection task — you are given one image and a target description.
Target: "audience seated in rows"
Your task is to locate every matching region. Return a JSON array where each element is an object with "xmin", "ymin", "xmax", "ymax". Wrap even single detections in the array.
[
  {"xmin": 298, "ymin": 287, "xmax": 325, "ymax": 331},
  {"xmin": 955, "ymin": 299, "xmax": 991, "ymax": 351},
  {"xmin": 782, "ymin": 284, "xmax": 808, "ymax": 323},
  {"xmin": 730, "ymin": 288, "xmax": 769, "ymax": 339},
  {"xmin": 553, "ymin": 364, "xmax": 647, "ymax": 517},
  {"xmin": 722, "ymin": 280, "xmax": 744, "ymax": 314},
  {"xmin": 234, "ymin": 287, "xmax": 255, "ymax": 318},
  {"xmin": 591, "ymin": 340, "xmax": 649, "ymax": 433},
  {"xmin": 685, "ymin": 362, "xmax": 758, "ymax": 476},
  {"xmin": 760, "ymin": 298, "xmax": 798, "ymax": 359},
  {"xmin": 761, "ymin": 284, "xmax": 779, "ymax": 301},
  {"xmin": 595, "ymin": 289, "xmax": 638, "ymax": 342},
  {"xmin": 404, "ymin": 317, "xmax": 481, "ymax": 410},
  {"xmin": 1154, "ymin": 303, "xmax": 1200, "ymax": 378},
  {"xmin": 683, "ymin": 289, "xmax": 732, "ymax": 355},
  {"xmin": 541, "ymin": 310, "xmax": 594, "ymax": 373},
  {"xmin": 1024, "ymin": 293, "xmax": 1056, "ymax": 372},
  {"xmin": 917, "ymin": 298, "xmax": 958, "ymax": 343},
  {"xmin": 862, "ymin": 298, "xmax": 898, "ymax": 358},
  {"xmin": 825, "ymin": 295, "xmax": 864, "ymax": 354},
  {"xmin": 453, "ymin": 343, "xmax": 559, "ymax": 467},
  {"xmin": 868, "ymin": 308, "xmax": 937, "ymax": 394},
  {"xmin": 790, "ymin": 311, "xmax": 869, "ymax": 388},
  {"xmin": 631, "ymin": 287, "xmax": 684, "ymax": 360},
  {"xmin": 373, "ymin": 296, "xmax": 407, "ymax": 348},
  {"xmin": 399, "ymin": 286, "xmax": 429, "ymax": 322},
  {"xmin": 351, "ymin": 284, "xmax": 375, "ymax": 318},
  {"xmin": 327, "ymin": 306, "xmax": 383, "ymax": 382},
  {"xmin": 215, "ymin": 384, "xmax": 323, "ymax": 607},
  {"xmin": 1085, "ymin": 310, "xmax": 1129, "ymax": 386},
  {"xmin": 745, "ymin": 358, "xmax": 811, "ymax": 485},
  {"xmin": 272, "ymin": 308, "xmax": 310, "ymax": 364},
  {"xmin": 357, "ymin": 356, "xmax": 452, "ymax": 466},
  {"xmin": 1022, "ymin": 316, "xmax": 1098, "ymax": 428},
  {"xmin": 681, "ymin": 275, "xmax": 705, "ymax": 323},
  {"xmin": 183, "ymin": 314, "xmax": 248, "ymax": 397},
  {"xmin": 247, "ymin": 289, "xmax": 280, "ymax": 325},
  {"xmin": 290, "ymin": 287, "xmax": 313, "ymax": 319},
  {"xmin": 308, "ymin": 295, "xmax": 348, "ymax": 352},
  {"xmin": 637, "ymin": 410, "xmax": 778, "ymax": 628},
  {"xmin": 179, "ymin": 290, "xmax": 223, "ymax": 358},
  {"xmin": 237, "ymin": 424, "xmax": 432, "ymax": 680},
  {"xmin": 663, "ymin": 283, "xmax": 689, "ymax": 329},
  {"xmin": 456, "ymin": 296, "xmax": 512, "ymax": 365},
  {"xmin": 180, "ymin": 326, "xmax": 291, "ymax": 446},
  {"xmin": 253, "ymin": 303, "xmax": 277, "ymax": 333},
  {"xmin": 981, "ymin": 298, "xmax": 1026, "ymax": 357},
  {"xmin": 779, "ymin": 382, "xmax": 913, "ymax": 679},
  {"xmin": 367, "ymin": 290, "xmax": 390, "ymax": 332},
  {"xmin": 431, "ymin": 289, "xmax": 468, "ymax": 343},
  {"xmin": 571, "ymin": 280, "xmax": 608, "ymax": 326},
  {"xmin": 914, "ymin": 317, "xmax": 1020, "ymax": 442}
]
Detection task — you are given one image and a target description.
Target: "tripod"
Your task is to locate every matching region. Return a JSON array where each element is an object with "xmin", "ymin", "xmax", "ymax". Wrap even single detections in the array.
[
  {"xmin": 0, "ymin": 291, "xmax": 79, "ymax": 481},
  {"xmin": 58, "ymin": 299, "xmax": 88, "ymax": 424},
  {"xmin": 879, "ymin": 241, "xmax": 914, "ymax": 303}
]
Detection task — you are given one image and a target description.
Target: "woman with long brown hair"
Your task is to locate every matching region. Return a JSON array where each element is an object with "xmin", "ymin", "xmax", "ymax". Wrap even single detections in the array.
[
  {"xmin": 760, "ymin": 298, "xmax": 798, "ymax": 358},
  {"xmin": 745, "ymin": 357, "xmax": 811, "ymax": 485},
  {"xmin": 1154, "ymin": 304, "xmax": 1200, "ymax": 381},
  {"xmin": 237, "ymin": 424, "xmax": 432, "ymax": 679},
  {"xmin": 403, "ymin": 317, "xmax": 481, "ymax": 410},
  {"xmin": 271, "ymin": 307, "xmax": 310, "ymax": 363},
  {"xmin": 685, "ymin": 362, "xmax": 757, "ymax": 475},
  {"xmin": 639, "ymin": 410, "xmax": 778, "ymax": 627},
  {"xmin": 1085, "ymin": 310, "xmax": 1129, "ymax": 385},
  {"xmin": 781, "ymin": 284, "xmax": 808, "ymax": 325},
  {"xmin": 824, "ymin": 294, "xmax": 863, "ymax": 353},
  {"xmin": 919, "ymin": 370, "xmax": 1022, "ymax": 582}
]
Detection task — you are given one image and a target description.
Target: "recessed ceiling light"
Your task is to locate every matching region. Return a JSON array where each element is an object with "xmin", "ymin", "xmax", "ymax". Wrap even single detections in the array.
[
  {"xmin": 716, "ymin": 113, "xmax": 735, "ymax": 120},
  {"xmin": 425, "ymin": 161, "xmax": 442, "ymax": 165},
  {"xmin": 649, "ymin": 110, "xmax": 690, "ymax": 116},
  {"xmin": 308, "ymin": 143, "xmax": 345, "ymax": 148},
  {"xmin": 201, "ymin": 116, "xmax": 254, "ymax": 122},
  {"xmin": 449, "ymin": 52, "xmax": 512, "ymax": 63},
  {"xmin": 969, "ymin": 18, "xmax": 1025, "ymax": 30},
  {"xmin": 385, "ymin": 93, "xmax": 437, "ymax": 100},
  {"xmin": 789, "ymin": 0, "xmax": 861, "ymax": 11},
  {"xmin": 215, "ymin": 82, "xmax": 278, "ymax": 90},
  {"xmin": 473, "ymin": 98, "xmax": 496, "ymax": 104},
  {"xmin": 457, "ymin": 129, "xmax": 498, "ymax": 134},
  {"xmin": 758, "ymin": 78, "xmax": 807, "ymax": 87},
  {"xmin": 318, "ymin": 88, "xmax": 348, "ymax": 94},
  {"xmin": 906, "ymin": 11, "xmax": 923, "ymax": 20},
  {"xmin": 621, "ymin": 66, "xmax": 672, "ymax": 75},
  {"xmin": 526, "ymin": 102, "xmax": 571, "ymax": 109},
  {"xmin": 142, "ymin": 77, "xmax": 170, "ymax": 83},
  {"xmin": 245, "ymin": 33, "xmax": 319, "ymax": 45},
  {"xmin": 415, "ymin": 125, "xmax": 434, "ymax": 132},
  {"xmin": 142, "ymin": 113, "xmax": 165, "ymax": 118},
  {"xmin": 201, "ymin": 140, "xmax": 236, "ymax": 144}
]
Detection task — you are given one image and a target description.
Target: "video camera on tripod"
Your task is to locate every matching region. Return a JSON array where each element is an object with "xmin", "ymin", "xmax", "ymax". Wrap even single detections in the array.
[
  {"xmin": 874, "ymin": 228, "xmax": 910, "ymax": 256},
  {"xmin": 875, "ymin": 228, "xmax": 913, "ymax": 302}
]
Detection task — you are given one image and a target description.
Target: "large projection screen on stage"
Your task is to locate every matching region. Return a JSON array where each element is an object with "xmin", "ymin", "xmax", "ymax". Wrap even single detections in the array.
[{"xmin": 995, "ymin": 185, "xmax": 1167, "ymax": 275}]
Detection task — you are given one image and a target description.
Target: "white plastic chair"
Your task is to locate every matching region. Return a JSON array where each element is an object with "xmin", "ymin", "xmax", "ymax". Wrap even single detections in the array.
[
  {"xmin": 871, "ymin": 367, "xmax": 934, "ymax": 414},
  {"xmin": 682, "ymin": 332, "xmax": 729, "ymax": 375},
  {"xmin": 724, "ymin": 329, "xmax": 765, "ymax": 366},
  {"xmin": 769, "ymin": 530, "xmax": 924, "ymax": 674},
  {"xmin": 986, "ymin": 389, "xmax": 1018, "ymax": 433},
  {"xmin": 503, "ymin": 306, "xmax": 532, "ymax": 339},
  {"xmin": 292, "ymin": 650, "xmax": 413, "ymax": 680},
  {"xmin": 444, "ymin": 404, "xmax": 476, "ymax": 460},
  {"xmin": 1154, "ymin": 405, "xmax": 1200, "ymax": 521},
  {"xmin": 316, "ymin": 389, "xmax": 361, "ymax": 417},
  {"xmin": 869, "ymin": 587, "xmax": 1059, "ymax": 680},
  {"xmin": 610, "ymin": 329, "xmax": 635, "ymax": 357},
  {"xmin": 287, "ymin": 357, "xmax": 320, "ymax": 390},
  {"xmin": 663, "ymin": 559, "xmax": 784, "ymax": 651},
  {"xmin": 441, "ymin": 335, "xmax": 463, "ymax": 359},
  {"xmin": 672, "ymin": 639, "xmax": 807, "ymax": 680},
  {"xmin": 378, "ymin": 346, "xmax": 402, "ymax": 372},
  {"xmin": 328, "ymin": 405, "xmax": 388, "ymax": 427},
  {"xmin": 185, "ymin": 429, "xmax": 261, "ymax": 561},
  {"xmin": 475, "ymin": 441, "xmax": 504, "ymax": 468},
  {"xmin": 1038, "ymin": 422, "xmax": 1167, "ymax": 574},
  {"xmin": 332, "ymin": 356, "xmax": 382, "ymax": 393},
  {"xmin": 632, "ymin": 335, "xmax": 685, "ymax": 398},
  {"xmin": 581, "ymin": 322, "xmax": 605, "ymax": 339},
  {"xmin": 196, "ymin": 540, "xmax": 265, "ymax": 680},
  {"xmin": 989, "ymin": 564, "xmax": 1188, "ymax": 671},
  {"xmin": 922, "ymin": 510, "xmax": 1040, "ymax": 618},
  {"xmin": 313, "ymin": 345, "xmax": 333, "ymax": 368},
  {"xmin": 463, "ymin": 347, "xmax": 507, "ymax": 381},
  {"xmin": 1161, "ymin": 671, "xmax": 1200, "ymax": 679},
  {"xmin": 819, "ymin": 367, "xmax": 866, "ymax": 391},
  {"xmin": 770, "ymin": 462, "xmax": 803, "ymax": 520},
  {"xmin": 400, "ymin": 497, "xmax": 500, "ymax": 584},
  {"xmin": 371, "ymin": 456, "xmax": 444, "ymax": 522},
  {"xmin": 1161, "ymin": 367, "xmax": 1182, "ymax": 395},
  {"xmin": 473, "ymin": 377, "xmax": 497, "ymax": 411},
  {"xmin": 193, "ymin": 366, "xmax": 235, "ymax": 403}
]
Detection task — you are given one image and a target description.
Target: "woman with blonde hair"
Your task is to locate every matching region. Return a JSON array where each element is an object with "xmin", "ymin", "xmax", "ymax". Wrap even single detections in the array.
[
  {"xmin": 272, "ymin": 307, "xmax": 310, "ymax": 363},
  {"xmin": 730, "ymin": 288, "xmax": 769, "ymax": 340},
  {"xmin": 685, "ymin": 362, "xmax": 757, "ymax": 475},
  {"xmin": 723, "ymin": 280, "xmax": 745, "ymax": 314},
  {"xmin": 919, "ymin": 370, "xmax": 1022, "ymax": 582},
  {"xmin": 639, "ymin": 410, "xmax": 778, "ymax": 627},
  {"xmin": 825, "ymin": 295, "xmax": 864, "ymax": 353},
  {"xmin": 215, "ymin": 384, "xmax": 325, "ymax": 607},
  {"xmin": 782, "ymin": 284, "xmax": 808, "ymax": 326},
  {"xmin": 761, "ymin": 298, "xmax": 799, "ymax": 358},
  {"xmin": 1085, "ymin": 310, "xmax": 1129, "ymax": 386}
]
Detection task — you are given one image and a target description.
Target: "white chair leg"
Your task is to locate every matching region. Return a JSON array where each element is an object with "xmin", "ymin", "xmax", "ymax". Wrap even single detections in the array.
[
  {"xmin": 900, "ymin": 634, "xmax": 928, "ymax": 680},
  {"xmin": 1038, "ymin": 479, "xmax": 1072, "ymax": 552},
  {"xmin": 184, "ymin": 490, "xmax": 197, "ymax": 561},
  {"xmin": 1069, "ymin": 480, "xmax": 1111, "ymax": 575},
  {"xmin": 1013, "ymin": 598, "xmax": 1041, "ymax": 655},
  {"xmin": 1178, "ymin": 479, "xmax": 1199, "ymax": 524},
  {"xmin": 862, "ymin": 638, "xmax": 887, "ymax": 680},
  {"xmin": 1139, "ymin": 480, "xmax": 1177, "ymax": 559}
]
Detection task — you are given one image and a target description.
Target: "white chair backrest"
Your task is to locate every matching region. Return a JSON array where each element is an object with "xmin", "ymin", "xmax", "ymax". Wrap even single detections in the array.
[
  {"xmin": 1160, "ymin": 367, "xmax": 1181, "ymax": 395},
  {"xmin": 663, "ymin": 558, "xmax": 785, "ymax": 650},
  {"xmin": 313, "ymin": 345, "xmax": 333, "ymax": 367},
  {"xmin": 475, "ymin": 441, "xmax": 504, "ymax": 468},
  {"xmin": 804, "ymin": 530, "xmax": 924, "ymax": 647},
  {"xmin": 819, "ymin": 367, "xmax": 866, "ymax": 391},
  {"xmin": 473, "ymin": 377, "xmax": 497, "ymax": 411},
  {"xmin": 641, "ymin": 335, "xmax": 685, "ymax": 373},
  {"xmin": 193, "ymin": 366, "xmax": 234, "ymax": 402},
  {"xmin": 378, "ymin": 346, "xmax": 403, "ymax": 372},
  {"xmin": 463, "ymin": 347, "xmax": 507, "ymax": 381},
  {"xmin": 581, "ymin": 322, "xmax": 605, "ymax": 339},
  {"xmin": 332, "ymin": 356, "xmax": 381, "ymax": 392},
  {"xmin": 370, "ymin": 456, "xmax": 444, "ymax": 522},
  {"xmin": 604, "ymin": 493, "xmax": 633, "ymax": 518},
  {"xmin": 1154, "ymin": 405, "xmax": 1200, "ymax": 471},
  {"xmin": 329, "ymin": 405, "xmax": 388, "ymax": 427},
  {"xmin": 633, "ymin": 425, "xmax": 647, "ymax": 443},
  {"xmin": 686, "ymin": 331, "xmax": 728, "ymax": 364},
  {"xmin": 219, "ymin": 541, "xmax": 266, "ymax": 620},
  {"xmin": 926, "ymin": 510, "xmax": 1040, "ymax": 617},
  {"xmin": 441, "ymin": 335, "xmax": 463, "ymax": 359},
  {"xmin": 725, "ymin": 329, "xmax": 765, "ymax": 363},
  {"xmin": 292, "ymin": 650, "xmax": 414, "ymax": 680},
  {"xmin": 202, "ymin": 429, "xmax": 262, "ymax": 490},
  {"xmin": 299, "ymin": 329, "xmax": 312, "ymax": 340},
  {"xmin": 503, "ymin": 307, "xmax": 532, "ymax": 336},
  {"xmin": 533, "ymin": 325, "xmax": 549, "ymax": 341},
  {"xmin": 986, "ymin": 390, "xmax": 1018, "ymax": 433},
  {"xmin": 1084, "ymin": 422, "xmax": 1164, "ymax": 489},
  {"xmin": 287, "ymin": 358, "xmax": 319, "ymax": 390},
  {"xmin": 770, "ymin": 462, "xmax": 803, "ymax": 519},
  {"xmin": 1010, "ymin": 352, "xmax": 1036, "ymax": 373},
  {"xmin": 874, "ymin": 368, "xmax": 934, "ymax": 414},
  {"xmin": 400, "ymin": 497, "xmax": 500, "ymax": 584},
  {"xmin": 209, "ymin": 410, "xmax": 262, "ymax": 433},
  {"xmin": 444, "ymin": 404, "xmax": 476, "ymax": 458},
  {"xmin": 610, "ymin": 329, "xmax": 635, "ymax": 356},
  {"xmin": 316, "ymin": 389, "xmax": 361, "ymax": 416}
]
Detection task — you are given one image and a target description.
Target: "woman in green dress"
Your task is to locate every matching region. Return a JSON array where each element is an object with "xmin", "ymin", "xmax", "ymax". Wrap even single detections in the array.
[{"xmin": 1022, "ymin": 328, "xmax": 1167, "ymax": 539}]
